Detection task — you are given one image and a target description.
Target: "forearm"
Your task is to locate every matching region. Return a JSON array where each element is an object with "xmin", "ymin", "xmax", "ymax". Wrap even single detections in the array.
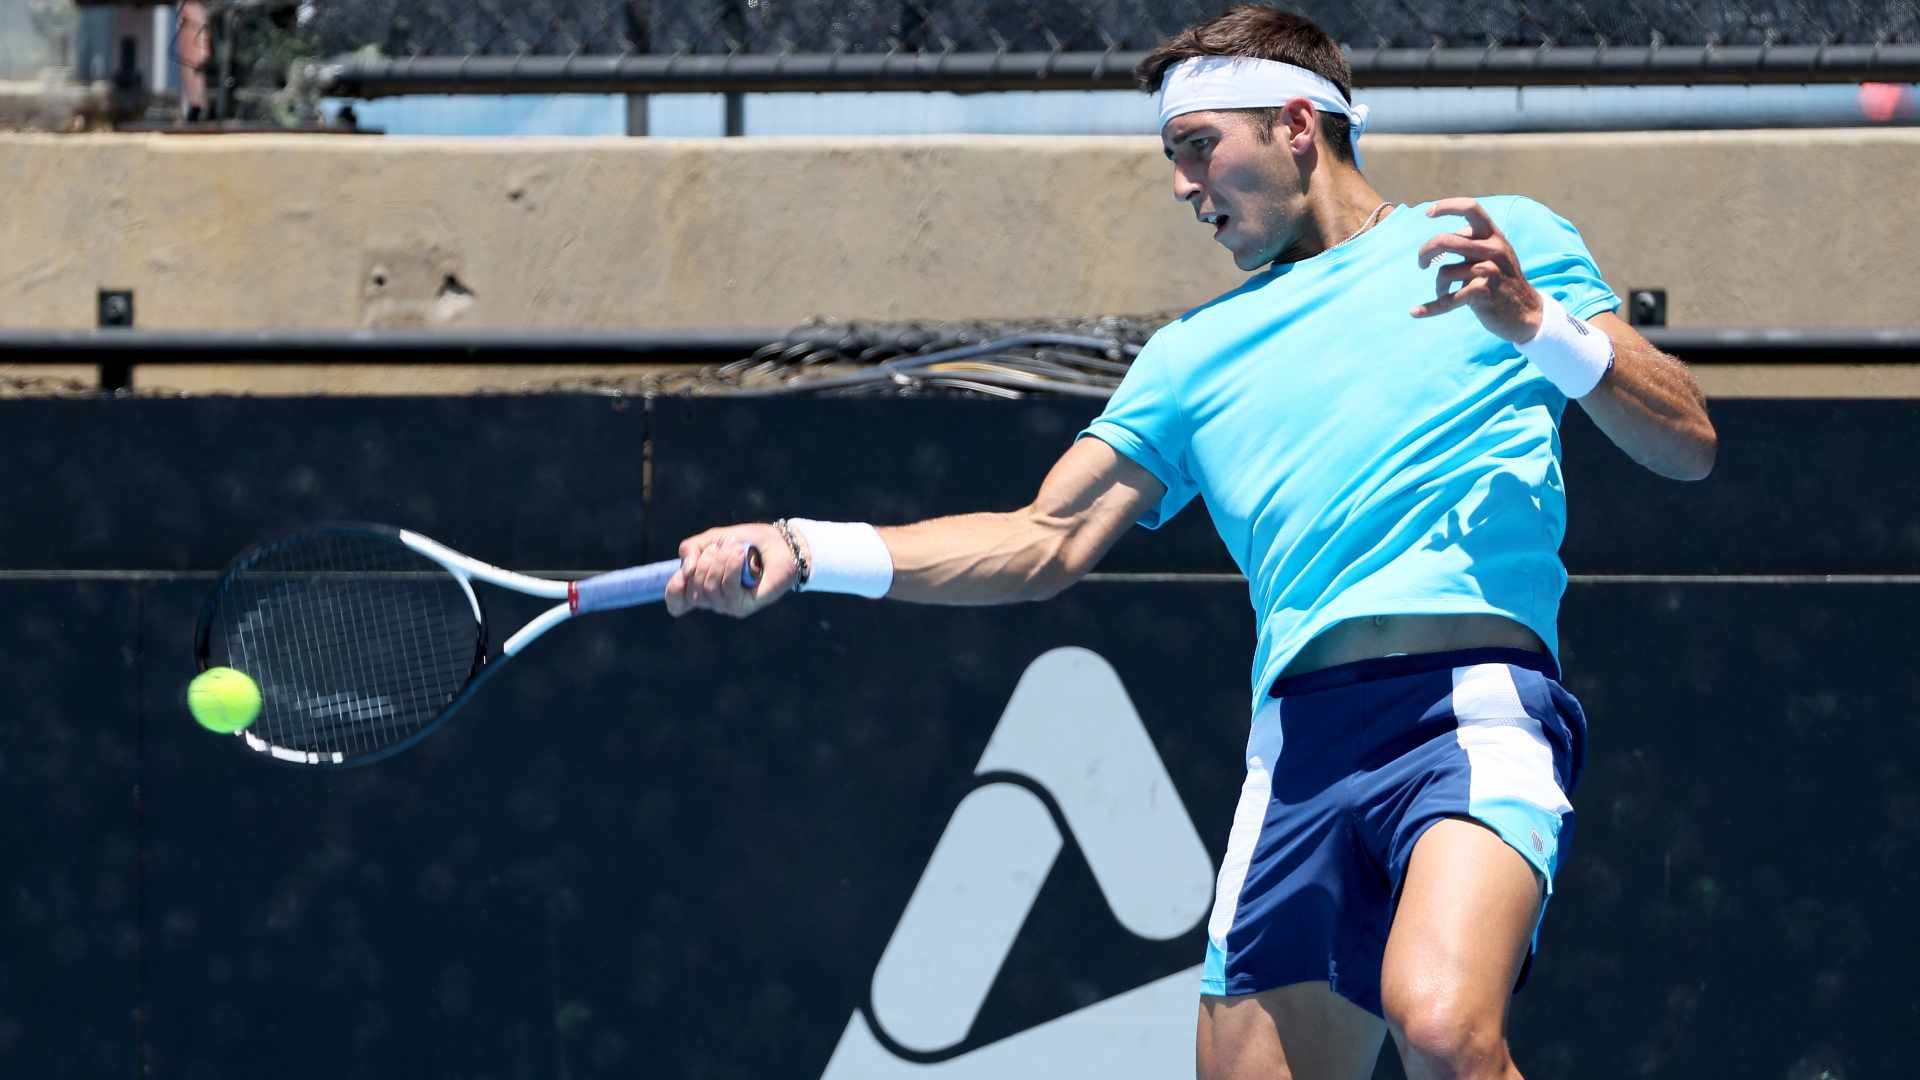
[
  {"xmin": 1576, "ymin": 328, "xmax": 1718, "ymax": 481},
  {"xmin": 873, "ymin": 508, "xmax": 1081, "ymax": 605},
  {"xmin": 666, "ymin": 437, "xmax": 1157, "ymax": 619}
]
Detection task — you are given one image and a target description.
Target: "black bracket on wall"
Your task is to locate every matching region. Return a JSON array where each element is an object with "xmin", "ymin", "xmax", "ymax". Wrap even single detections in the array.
[
  {"xmin": 97, "ymin": 289, "xmax": 134, "ymax": 391},
  {"xmin": 1628, "ymin": 288, "xmax": 1667, "ymax": 328}
]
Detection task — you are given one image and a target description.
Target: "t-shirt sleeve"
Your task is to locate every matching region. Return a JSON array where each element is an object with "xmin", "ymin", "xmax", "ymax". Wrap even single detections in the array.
[
  {"xmin": 1077, "ymin": 334, "xmax": 1200, "ymax": 530},
  {"xmin": 1496, "ymin": 196, "xmax": 1621, "ymax": 322}
]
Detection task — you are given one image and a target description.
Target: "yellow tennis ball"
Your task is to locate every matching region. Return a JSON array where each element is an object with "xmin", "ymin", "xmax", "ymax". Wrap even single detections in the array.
[{"xmin": 188, "ymin": 667, "xmax": 261, "ymax": 734}]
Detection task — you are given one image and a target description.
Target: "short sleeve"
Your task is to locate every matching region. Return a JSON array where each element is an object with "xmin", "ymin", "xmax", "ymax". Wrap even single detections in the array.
[
  {"xmin": 1077, "ymin": 334, "xmax": 1200, "ymax": 530},
  {"xmin": 1495, "ymin": 196, "xmax": 1621, "ymax": 322}
]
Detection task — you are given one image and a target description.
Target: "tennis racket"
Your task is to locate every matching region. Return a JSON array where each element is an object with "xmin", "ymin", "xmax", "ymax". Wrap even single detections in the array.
[{"xmin": 194, "ymin": 523, "xmax": 759, "ymax": 767}]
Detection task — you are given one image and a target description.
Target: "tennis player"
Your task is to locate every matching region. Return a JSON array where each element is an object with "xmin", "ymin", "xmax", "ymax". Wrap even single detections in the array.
[{"xmin": 667, "ymin": 6, "xmax": 1716, "ymax": 1077}]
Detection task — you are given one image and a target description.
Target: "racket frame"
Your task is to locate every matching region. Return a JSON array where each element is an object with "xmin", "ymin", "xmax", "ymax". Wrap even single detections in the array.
[
  {"xmin": 196, "ymin": 523, "xmax": 746, "ymax": 768},
  {"xmin": 195, "ymin": 524, "xmax": 495, "ymax": 766}
]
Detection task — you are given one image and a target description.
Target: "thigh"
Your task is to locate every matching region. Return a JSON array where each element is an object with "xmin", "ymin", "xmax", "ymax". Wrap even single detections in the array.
[
  {"xmin": 1379, "ymin": 818, "xmax": 1541, "ymax": 1039},
  {"xmin": 1198, "ymin": 983, "xmax": 1386, "ymax": 1080}
]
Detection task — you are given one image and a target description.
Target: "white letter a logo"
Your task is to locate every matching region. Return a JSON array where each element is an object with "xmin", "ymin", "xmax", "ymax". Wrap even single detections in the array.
[{"xmin": 821, "ymin": 647, "xmax": 1213, "ymax": 1078}]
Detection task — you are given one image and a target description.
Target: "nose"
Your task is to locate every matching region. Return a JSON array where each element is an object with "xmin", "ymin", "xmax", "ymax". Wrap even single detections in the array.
[{"xmin": 1171, "ymin": 161, "xmax": 1203, "ymax": 204}]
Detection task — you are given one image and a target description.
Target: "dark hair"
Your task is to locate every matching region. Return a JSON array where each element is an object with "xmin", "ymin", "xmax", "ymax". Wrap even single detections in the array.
[{"xmin": 1136, "ymin": 5, "xmax": 1355, "ymax": 165}]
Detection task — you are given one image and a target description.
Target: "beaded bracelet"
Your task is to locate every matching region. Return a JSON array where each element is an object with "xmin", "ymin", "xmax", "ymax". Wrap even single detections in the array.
[{"xmin": 774, "ymin": 518, "xmax": 811, "ymax": 591}]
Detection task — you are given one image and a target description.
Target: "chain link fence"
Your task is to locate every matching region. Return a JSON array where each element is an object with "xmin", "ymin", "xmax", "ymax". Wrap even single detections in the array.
[
  {"xmin": 23, "ymin": 1, "xmax": 1920, "ymax": 123},
  {"xmin": 284, "ymin": 0, "xmax": 1920, "ymax": 106},
  {"xmin": 301, "ymin": 0, "xmax": 1919, "ymax": 59}
]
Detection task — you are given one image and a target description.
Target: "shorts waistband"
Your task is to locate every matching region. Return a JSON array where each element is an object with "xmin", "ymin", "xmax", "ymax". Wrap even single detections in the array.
[{"xmin": 1268, "ymin": 647, "xmax": 1558, "ymax": 699}]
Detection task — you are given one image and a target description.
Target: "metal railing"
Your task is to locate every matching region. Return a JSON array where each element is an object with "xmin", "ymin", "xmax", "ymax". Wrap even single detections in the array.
[
  {"xmin": 6, "ymin": 324, "xmax": 1917, "ymax": 395},
  {"xmin": 310, "ymin": 45, "xmax": 1920, "ymax": 99}
]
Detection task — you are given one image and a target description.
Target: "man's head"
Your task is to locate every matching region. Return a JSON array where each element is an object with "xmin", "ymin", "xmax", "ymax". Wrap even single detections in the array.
[
  {"xmin": 1138, "ymin": 7, "xmax": 1356, "ymax": 164},
  {"xmin": 1137, "ymin": 7, "xmax": 1363, "ymax": 269}
]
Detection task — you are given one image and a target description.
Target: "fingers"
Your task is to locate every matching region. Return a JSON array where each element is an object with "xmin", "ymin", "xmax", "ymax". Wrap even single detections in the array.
[
  {"xmin": 694, "ymin": 540, "xmax": 741, "ymax": 611},
  {"xmin": 664, "ymin": 567, "xmax": 689, "ymax": 617},
  {"xmin": 1410, "ymin": 259, "xmax": 1497, "ymax": 319},
  {"xmin": 677, "ymin": 527, "xmax": 731, "ymax": 564},
  {"xmin": 1410, "ymin": 276, "xmax": 1492, "ymax": 319},
  {"xmin": 669, "ymin": 525, "xmax": 791, "ymax": 619},
  {"xmin": 1425, "ymin": 196, "xmax": 1498, "ymax": 238},
  {"xmin": 1412, "ymin": 201, "xmax": 1543, "ymax": 337},
  {"xmin": 1432, "ymin": 260, "xmax": 1499, "ymax": 291},
  {"xmin": 1416, "ymin": 231, "xmax": 1511, "ymax": 270}
]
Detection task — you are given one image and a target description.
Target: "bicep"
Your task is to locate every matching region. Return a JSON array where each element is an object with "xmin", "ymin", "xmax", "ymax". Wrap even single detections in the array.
[{"xmin": 1029, "ymin": 436, "xmax": 1167, "ymax": 569}]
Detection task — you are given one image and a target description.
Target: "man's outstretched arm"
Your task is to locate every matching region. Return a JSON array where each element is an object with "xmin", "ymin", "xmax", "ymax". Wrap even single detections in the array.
[{"xmin": 665, "ymin": 436, "xmax": 1167, "ymax": 617}]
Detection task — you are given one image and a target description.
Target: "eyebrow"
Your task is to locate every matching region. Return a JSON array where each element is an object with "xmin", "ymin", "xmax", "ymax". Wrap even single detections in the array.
[{"xmin": 1162, "ymin": 129, "xmax": 1211, "ymax": 160}]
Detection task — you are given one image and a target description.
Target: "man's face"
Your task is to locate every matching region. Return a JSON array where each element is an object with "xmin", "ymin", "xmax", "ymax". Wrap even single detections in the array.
[{"xmin": 1161, "ymin": 109, "xmax": 1305, "ymax": 271}]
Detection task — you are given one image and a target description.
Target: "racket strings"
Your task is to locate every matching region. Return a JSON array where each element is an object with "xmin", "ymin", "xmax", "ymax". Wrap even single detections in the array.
[{"xmin": 205, "ymin": 530, "xmax": 480, "ymax": 761}]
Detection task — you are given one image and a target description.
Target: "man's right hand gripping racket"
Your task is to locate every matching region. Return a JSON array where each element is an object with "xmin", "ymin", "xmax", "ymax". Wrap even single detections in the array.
[{"xmin": 194, "ymin": 524, "xmax": 759, "ymax": 767}]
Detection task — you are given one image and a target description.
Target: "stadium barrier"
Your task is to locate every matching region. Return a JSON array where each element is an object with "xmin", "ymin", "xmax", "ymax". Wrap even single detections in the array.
[{"xmin": 1, "ymin": 391, "xmax": 1913, "ymax": 1078}]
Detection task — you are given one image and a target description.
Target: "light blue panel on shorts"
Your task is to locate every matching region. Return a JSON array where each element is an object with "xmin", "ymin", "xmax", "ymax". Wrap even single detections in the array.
[
  {"xmin": 1469, "ymin": 794, "xmax": 1565, "ymax": 891},
  {"xmin": 1201, "ymin": 936, "xmax": 1228, "ymax": 995}
]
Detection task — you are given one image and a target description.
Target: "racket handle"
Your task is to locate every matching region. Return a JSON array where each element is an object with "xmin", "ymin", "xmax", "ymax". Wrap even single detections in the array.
[{"xmin": 571, "ymin": 545, "xmax": 762, "ymax": 614}]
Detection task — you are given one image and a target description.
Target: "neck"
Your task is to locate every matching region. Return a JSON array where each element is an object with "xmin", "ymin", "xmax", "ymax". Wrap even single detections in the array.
[{"xmin": 1275, "ymin": 168, "xmax": 1389, "ymax": 264}]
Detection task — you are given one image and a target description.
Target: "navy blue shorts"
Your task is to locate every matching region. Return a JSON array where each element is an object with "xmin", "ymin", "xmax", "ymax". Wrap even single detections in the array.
[{"xmin": 1200, "ymin": 647, "xmax": 1587, "ymax": 1016}]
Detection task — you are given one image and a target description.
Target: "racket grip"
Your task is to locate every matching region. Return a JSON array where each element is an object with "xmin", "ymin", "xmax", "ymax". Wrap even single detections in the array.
[{"xmin": 571, "ymin": 546, "xmax": 762, "ymax": 614}]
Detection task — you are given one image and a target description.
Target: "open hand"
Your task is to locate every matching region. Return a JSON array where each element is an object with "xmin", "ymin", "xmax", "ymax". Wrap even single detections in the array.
[{"xmin": 1411, "ymin": 197, "xmax": 1543, "ymax": 343}]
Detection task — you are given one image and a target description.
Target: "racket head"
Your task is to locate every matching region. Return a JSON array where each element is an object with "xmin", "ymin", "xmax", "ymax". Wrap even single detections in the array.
[{"xmin": 194, "ymin": 523, "xmax": 488, "ymax": 767}]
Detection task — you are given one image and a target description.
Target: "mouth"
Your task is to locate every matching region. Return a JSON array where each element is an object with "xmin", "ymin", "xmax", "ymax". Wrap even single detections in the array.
[{"xmin": 1199, "ymin": 211, "xmax": 1230, "ymax": 238}]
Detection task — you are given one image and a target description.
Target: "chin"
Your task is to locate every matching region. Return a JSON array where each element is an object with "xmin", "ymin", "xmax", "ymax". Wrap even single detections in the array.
[{"xmin": 1218, "ymin": 235, "xmax": 1270, "ymax": 272}]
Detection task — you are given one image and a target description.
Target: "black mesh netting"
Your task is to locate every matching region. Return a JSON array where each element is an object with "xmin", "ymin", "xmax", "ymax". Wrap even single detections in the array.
[{"xmin": 293, "ymin": 0, "xmax": 1920, "ymax": 58}]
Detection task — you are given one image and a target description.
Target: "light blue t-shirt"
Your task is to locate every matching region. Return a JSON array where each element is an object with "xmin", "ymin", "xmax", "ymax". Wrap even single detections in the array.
[{"xmin": 1082, "ymin": 196, "xmax": 1620, "ymax": 711}]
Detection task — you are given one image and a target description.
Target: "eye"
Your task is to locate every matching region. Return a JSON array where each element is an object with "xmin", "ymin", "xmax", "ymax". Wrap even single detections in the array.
[{"xmin": 1170, "ymin": 137, "xmax": 1212, "ymax": 164}]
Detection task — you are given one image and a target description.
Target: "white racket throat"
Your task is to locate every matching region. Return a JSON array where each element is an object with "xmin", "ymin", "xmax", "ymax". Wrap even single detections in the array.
[
  {"xmin": 398, "ymin": 529, "xmax": 577, "ymax": 656},
  {"xmin": 504, "ymin": 603, "xmax": 575, "ymax": 656}
]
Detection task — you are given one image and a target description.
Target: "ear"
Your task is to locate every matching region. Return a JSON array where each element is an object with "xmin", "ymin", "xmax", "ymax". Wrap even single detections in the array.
[{"xmin": 1278, "ymin": 97, "xmax": 1319, "ymax": 158}]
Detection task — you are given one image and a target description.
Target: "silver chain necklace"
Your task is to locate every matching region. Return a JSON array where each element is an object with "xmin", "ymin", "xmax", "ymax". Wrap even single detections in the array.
[{"xmin": 1332, "ymin": 200, "xmax": 1394, "ymax": 249}]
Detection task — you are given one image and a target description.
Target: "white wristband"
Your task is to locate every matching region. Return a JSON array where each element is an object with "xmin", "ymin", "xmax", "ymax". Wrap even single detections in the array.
[
  {"xmin": 788, "ymin": 519, "xmax": 894, "ymax": 598},
  {"xmin": 1518, "ymin": 295, "xmax": 1614, "ymax": 398}
]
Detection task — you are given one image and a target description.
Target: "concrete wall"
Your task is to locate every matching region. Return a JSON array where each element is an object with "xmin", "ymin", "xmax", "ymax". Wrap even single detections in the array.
[{"xmin": 3, "ymin": 129, "xmax": 1916, "ymax": 332}]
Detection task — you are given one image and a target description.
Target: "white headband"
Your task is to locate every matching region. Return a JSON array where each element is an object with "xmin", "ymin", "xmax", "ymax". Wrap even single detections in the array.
[{"xmin": 1155, "ymin": 56, "xmax": 1370, "ymax": 165}]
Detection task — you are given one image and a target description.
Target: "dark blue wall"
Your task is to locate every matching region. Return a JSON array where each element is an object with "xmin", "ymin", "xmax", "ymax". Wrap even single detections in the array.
[{"xmin": 3, "ymin": 395, "xmax": 1914, "ymax": 1078}]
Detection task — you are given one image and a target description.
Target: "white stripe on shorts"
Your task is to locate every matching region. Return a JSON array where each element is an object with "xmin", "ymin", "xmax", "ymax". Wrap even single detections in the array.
[
  {"xmin": 1449, "ymin": 663, "xmax": 1571, "ymax": 815},
  {"xmin": 1207, "ymin": 699, "xmax": 1280, "ymax": 947}
]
